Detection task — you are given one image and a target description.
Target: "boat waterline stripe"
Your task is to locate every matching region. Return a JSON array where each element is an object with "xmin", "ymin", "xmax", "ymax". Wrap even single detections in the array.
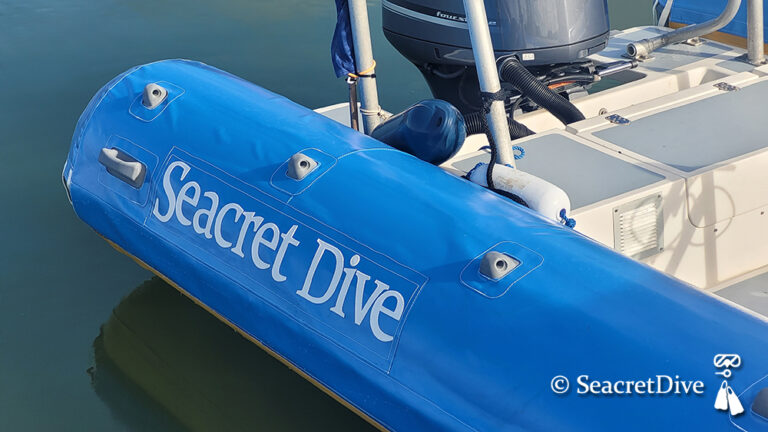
[{"xmin": 382, "ymin": 0, "xmax": 469, "ymax": 30}]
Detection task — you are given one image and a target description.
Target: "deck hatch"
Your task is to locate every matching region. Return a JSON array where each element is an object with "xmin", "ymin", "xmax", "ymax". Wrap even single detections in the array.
[{"xmin": 593, "ymin": 79, "xmax": 768, "ymax": 172}]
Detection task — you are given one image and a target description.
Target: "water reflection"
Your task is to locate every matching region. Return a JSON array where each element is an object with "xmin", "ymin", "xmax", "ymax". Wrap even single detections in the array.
[{"xmin": 91, "ymin": 277, "xmax": 375, "ymax": 432}]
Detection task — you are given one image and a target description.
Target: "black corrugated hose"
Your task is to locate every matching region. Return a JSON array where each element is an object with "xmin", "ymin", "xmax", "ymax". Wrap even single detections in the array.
[
  {"xmin": 498, "ymin": 57, "xmax": 585, "ymax": 125},
  {"xmin": 463, "ymin": 111, "xmax": 534, "ymax": 140}
]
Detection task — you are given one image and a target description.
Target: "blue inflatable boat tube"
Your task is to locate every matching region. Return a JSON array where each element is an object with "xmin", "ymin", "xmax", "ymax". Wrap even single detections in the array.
[
  {"xmin": 64, "ymin": 60, "xmax": 768, "ymax": 430},
  {"xmin": 658, "ymin": 0, "xmax": 768, "ymax": 43}
]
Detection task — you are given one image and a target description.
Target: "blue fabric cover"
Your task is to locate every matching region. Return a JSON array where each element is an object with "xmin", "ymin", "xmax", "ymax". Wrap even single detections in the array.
[
  {"xmin": 370, "ymin": 99, "xmax": 466, "ymax": 165},
  {"xmin": 659, "ymin": 0, "xmax": 768, "ymax": 42},
  {"xmin": 331, "ymin": 0, "xmax": 356, "ymax": 77},
  {"xmin": 64, "ymin": 59, "xmax": 768, "ymax": 431}
]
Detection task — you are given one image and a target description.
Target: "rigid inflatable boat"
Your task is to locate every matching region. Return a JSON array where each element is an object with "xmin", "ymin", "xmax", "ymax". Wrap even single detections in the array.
[{"xmin": 65, "ymin": 0, "xmax": 768, "ymax": 430}]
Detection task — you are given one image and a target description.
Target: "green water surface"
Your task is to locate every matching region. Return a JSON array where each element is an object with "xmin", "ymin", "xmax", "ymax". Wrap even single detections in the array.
[{"xmin": 0, "ymin": 1, "xmax": 654, "ymax": 430}]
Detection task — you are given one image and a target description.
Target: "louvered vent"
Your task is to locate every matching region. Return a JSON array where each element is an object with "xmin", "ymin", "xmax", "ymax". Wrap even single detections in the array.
[{"xmin": 613, "ymin": 195, "xmax": 664, "ymax": 260}]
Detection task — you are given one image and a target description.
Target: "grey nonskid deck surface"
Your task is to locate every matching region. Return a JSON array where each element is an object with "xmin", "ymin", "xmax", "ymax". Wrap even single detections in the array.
[
  {"xmin": 451, "ymin": 133, "xmax": 665, "ymax": 209},
  {"xmin": 595, "ymin": 79, "xmax": 768, "ymax": 172},
  {"xmin": 717, "ymin": 271, "xmax": 768, "ymax": 318}
]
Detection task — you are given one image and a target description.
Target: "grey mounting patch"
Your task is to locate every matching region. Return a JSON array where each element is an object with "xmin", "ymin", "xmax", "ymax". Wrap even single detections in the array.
[
  {"xmin": 683, "ymin": 37, "xmax": 704, "ymax": 47},
  {"xmin": 735, "ymin": 53, "xmax": 768, "ymax": 66},
  {"xmin": 606, "ymin": 114, "xmax": 631, "ymax": 125},
  {"xmin": 753, "ymin": 388, "xmax": 768, "ymax": 420},
  {"xmin": 286, "ymin": 152, "xmax": 319, "ymax": 181},
  {"xmin": 622, "ymin": 52, "xmax": 653, "ymax": 62},
  {"xmin": 98, "ymin": 148, "xmax": 146, "ymax": 188},
  {"xmin": 142, "ymin": 83, "xmax": 168, "ymax": 109},
  {"xmin": 479, "ymin": 251, "xmax": 519, "ymax": 280},
  {"xmin": 714, "ymin": 82, "xmax": 740, "ymax": 92}
]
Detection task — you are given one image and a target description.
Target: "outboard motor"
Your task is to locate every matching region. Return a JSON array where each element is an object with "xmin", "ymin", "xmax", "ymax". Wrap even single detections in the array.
[{"xmin": 383, "ymin": 0, "xmax": 611, "ymax": 112}]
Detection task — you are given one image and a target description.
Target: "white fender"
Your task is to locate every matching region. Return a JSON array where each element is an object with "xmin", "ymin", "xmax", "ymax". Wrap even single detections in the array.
[{"xmin": 468, "ymin": 163, "xmax": 572, "ymax": 224}]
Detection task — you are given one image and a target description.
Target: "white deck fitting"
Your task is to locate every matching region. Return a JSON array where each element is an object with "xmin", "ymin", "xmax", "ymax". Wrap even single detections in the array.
[{"xmin": 316, "ymin": 26, "xmax": 768, "ymax": 314}]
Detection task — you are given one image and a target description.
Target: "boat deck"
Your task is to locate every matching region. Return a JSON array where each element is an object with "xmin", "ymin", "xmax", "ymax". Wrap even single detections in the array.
[
  {"xmin": 317, "ymin": 26, "xmax": 768, "ymax": 298},
  {"xmin": 449, "ymin": 132, "xmax": 667, "ymax": 210},
  {"xmin": 716, "ymin": 268, "xmax": 768, "ymax": 319}
]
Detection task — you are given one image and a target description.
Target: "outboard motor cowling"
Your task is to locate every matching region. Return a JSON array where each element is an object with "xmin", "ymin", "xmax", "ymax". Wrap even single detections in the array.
[{"xmin": 383, "ymin": 0, "xmax": 610, "ymax": 112}]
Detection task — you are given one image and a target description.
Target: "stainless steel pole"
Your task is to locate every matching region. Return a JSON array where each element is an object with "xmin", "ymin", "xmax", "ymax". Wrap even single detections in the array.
[
  {"xmin": 347, "ymin": 77, "xmax": 361, "ymax": 131},
  {"xmin": 462, "ymin": 0, "xmax": 515, "ymax": 167},
  {"xmin": 347, "ymin": 0, "xmax": 382, "ymax": 134},
  {"xmin": 748, "ymin": 0, "xmax": 766, "ymax": 65}
]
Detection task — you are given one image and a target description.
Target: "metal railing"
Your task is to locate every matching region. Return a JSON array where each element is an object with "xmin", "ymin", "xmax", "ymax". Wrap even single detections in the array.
[
  {"xmin": 748, "ymin": 0, "xmax": 766, "ymax": 64},
  {"xmin": 347, "ymin": 0, "xmax": 382, "ymax": 134},
  {"xmin": 628, "ymin": 0, "xmax": 742, "ymax": 59},
  {"xmin": 462, "ymin": 0, "xmax": 516, "ymax": 167},
  {"xmin": 630, "ymin": 0, "xmax": 765, "ymax": 65}
]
